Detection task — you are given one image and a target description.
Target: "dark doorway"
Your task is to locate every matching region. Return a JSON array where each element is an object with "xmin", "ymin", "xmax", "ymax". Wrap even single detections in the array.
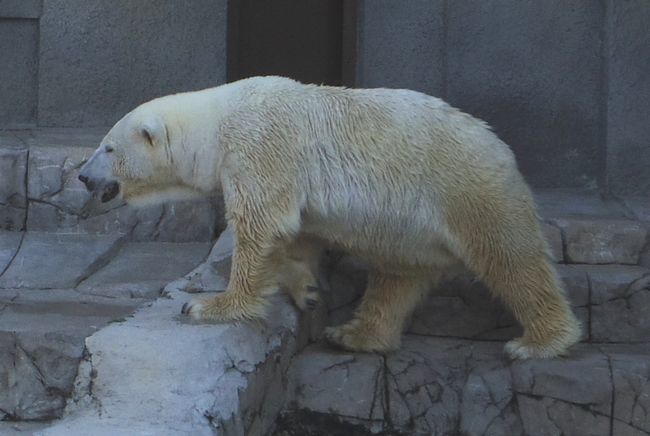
[{"xmin": 227, "ymin": 0, "xmax": 346, "ymax": 86}]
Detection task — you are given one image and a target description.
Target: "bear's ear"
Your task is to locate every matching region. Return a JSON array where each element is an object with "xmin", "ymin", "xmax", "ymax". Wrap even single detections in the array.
[{"xmin": 140, "ymin": 116, "xmax": 166, "ymax": 148}]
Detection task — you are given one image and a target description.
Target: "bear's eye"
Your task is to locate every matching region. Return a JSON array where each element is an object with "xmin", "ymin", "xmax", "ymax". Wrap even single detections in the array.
[{"xmin": 104, "ymin": 144, "xmax": 114, "ymax": 153}]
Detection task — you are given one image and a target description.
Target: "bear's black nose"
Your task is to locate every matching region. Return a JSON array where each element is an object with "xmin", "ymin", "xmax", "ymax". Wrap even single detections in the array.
[{"xmin": 78, "ymin": 173, "xmax": 96, "ymax": 191}]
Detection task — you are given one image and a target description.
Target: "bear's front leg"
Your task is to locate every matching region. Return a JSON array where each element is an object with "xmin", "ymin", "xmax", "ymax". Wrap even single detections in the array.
[
  {"xmin": 181, "ymin": 226, "xmax": 282, "ymax": 321},
  {"xmin": 181, "ymin": 176, "xmax": 303, "ymax": 322}
]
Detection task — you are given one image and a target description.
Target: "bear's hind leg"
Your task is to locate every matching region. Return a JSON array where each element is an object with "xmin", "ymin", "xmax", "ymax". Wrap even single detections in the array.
[
  {"xmin": 324, "ymin": 272, "xmax": 432, "ymax": 353},
  {"xmin": 450, "ymin": 196, "xmax": 581, "ymax": 359}
]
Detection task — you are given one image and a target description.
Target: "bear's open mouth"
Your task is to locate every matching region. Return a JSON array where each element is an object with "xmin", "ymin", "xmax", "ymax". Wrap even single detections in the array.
[{"xmin": 101, "ymin": 181, "xmax": 120, "ymax": 203}]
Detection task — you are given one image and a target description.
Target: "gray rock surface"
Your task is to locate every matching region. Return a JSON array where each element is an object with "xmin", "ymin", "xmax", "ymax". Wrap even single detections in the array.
[
  {"xmin": 288, "ymin": 346, "xmax": 385, "ymax": 431},
  {"xmin": 408, "ymin": 265, "xmax": 590, "ymax": 342},
  {"xmin": 552, "ymin": 218, "xmax": 647, "ymax": 264},
  {"xmin": 22, "ymin": 139, "xmax": 223, "ymax": 241},
  {"xmin": 38, "ymin": 290, "xmax": 301, "ymax": 435},
  {"xmin": 0, "ymin": 148, "xmax": 28, "ymax": 230},
  {"xmin": 0, "ymin": 231, "xmax": 23, "ymax": 274},
  {"xmin": 78, "ymin": 241, "xmax": 212, "ymax": 298},
  {"xmin": 588, "ymin": 265, "xmax": 650, "ymax": 342},
  {"xmin": 0, "ymin": 232, "xmax": 123, "ymax": 289},
  {"xmin": 0, "ymin": 289, "xmax": 142, "ymax": 420},
  {"xmin": 288, "ymin": 338, "xmax": 650, "ymax": 436}
]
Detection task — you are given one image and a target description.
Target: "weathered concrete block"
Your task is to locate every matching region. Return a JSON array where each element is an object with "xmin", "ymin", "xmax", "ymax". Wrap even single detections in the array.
[
  {"xmin": 287, "ymin": 337, "xmax": 650, "ymax": 436},
  {"xmin": 588, "ymin": 265, "xmax": 650, "ymax": 342},
  {"xmin": 541, "ymin": 222, "xmax": 564, "ymax": 262},
  {"xmin": 38, "ymin": 292, "xmax": 301, "ymax": 436},
  {"xmin": 78, "ymin": 242, "xmax": 211, "ymax": 298},
  {"xmin": 553, "ymin": 218, "xmax": 647, "ymax": 264},
  {"xmin": 535, "ymin": 189, "xmax": 632, "ymax": 220},
  {"xmin": 0, "ymin": 148, "xmax": 27, "ymax": 230},
  {"xmin": 606, "ymin": 345, "xmax": 650, "ymax": 434},
  {"xmin": 408, "ymin": 266, "xmax": 589, "ymax": 341},
  {"xmin": 0, "ymin": 232, "xmax": 123, "ymax": 289},
  {"xmin": 409, "ymin": 274, "xmax": 518, "ymax": 340},
  {"xmin": 289, "ymin": 345, "xmax": 385, "ymax": 429},
  {"xmin": 0, "ymin": 231, "xmax": 22, "ymax": 273},
  {"xmin": 0, "ymin": 289, "xmax": 142, "ymax": 421}
]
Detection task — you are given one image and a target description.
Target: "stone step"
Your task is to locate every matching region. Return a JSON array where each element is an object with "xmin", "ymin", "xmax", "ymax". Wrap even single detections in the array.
[
  {"xmin": 0, "ymin": 289, "xmax": 144, "ymax": 421},
  {"xmin": 0, "ymin": 128, "xmax": 224, "ymax": 241},
  {"xmin": 324, "ymin": 254, "xmax": 650, "ymax": 345},
  {"xmin": 0, "ymin": 232, "xmax": 212, "ymax": 421},
  {"xmin": 285, "ymin": 339, "xmax": 650, "ymax": 436},
  {"xmin": 406, "ymin": 263, "xmax": 650, "ymax": 344}
]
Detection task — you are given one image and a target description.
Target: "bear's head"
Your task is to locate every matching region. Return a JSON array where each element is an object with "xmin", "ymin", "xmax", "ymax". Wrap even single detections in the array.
[{"xmin": 78, "ymin": 101, "xmax": 202, "ymax": 208}]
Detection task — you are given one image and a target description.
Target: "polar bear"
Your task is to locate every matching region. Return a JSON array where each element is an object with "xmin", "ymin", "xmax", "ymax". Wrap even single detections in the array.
[{"xmin": 78, "ymin": 76, "xmax": 580, "ymax": 359}]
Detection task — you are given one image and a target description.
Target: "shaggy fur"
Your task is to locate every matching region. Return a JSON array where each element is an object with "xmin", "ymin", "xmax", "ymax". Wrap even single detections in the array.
[{"xmin": 79, "ymin": 76, "xmax": 581, "ymax": 359}]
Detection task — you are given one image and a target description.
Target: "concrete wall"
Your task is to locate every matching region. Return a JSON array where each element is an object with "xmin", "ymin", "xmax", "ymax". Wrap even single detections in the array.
[
  {"xmin": 0, "ymin": 0, "xmax": 227, "ymax": 128},
  {"xmin": 0, "ymin": 0, "xmax": 41, "ymax": 128},
  {"xmin": 355, "ymin": 0, "xmax": 650, "ymax": 196}
]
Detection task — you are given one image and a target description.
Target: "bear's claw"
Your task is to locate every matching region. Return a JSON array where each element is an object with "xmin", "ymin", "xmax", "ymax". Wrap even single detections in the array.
[{"xmin": 180, "ymin": 299, "xmax": 205, "ymax": 320}]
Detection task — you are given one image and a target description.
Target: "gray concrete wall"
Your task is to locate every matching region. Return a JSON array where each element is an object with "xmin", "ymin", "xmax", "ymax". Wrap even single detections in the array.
[
  {"xmin": 37, "ymin": 0, "xmax": 227, "ymax": 127},
  {"xmin": 355, "ymin": 0, "xmax": 650, "ymax": 196},
  {"xmin": 0, "ymin": 0, "xmax": 42, "ymax": 128},
  {"xmin": 0, "ymin": 0, "xmax": 227, "ymax": 128},
  {"xmin": 606, "ymin": 0, "xmax": 650, "ymax": 195}
]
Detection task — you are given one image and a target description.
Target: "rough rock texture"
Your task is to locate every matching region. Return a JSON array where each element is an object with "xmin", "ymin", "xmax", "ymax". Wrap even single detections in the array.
[
  {"xmin": 407, "ymin": 265, "xmax": 592, "ymax": 342},
  {"xmin": 25, "ymin": 141, "xmax": 222, "ymax": 242},
  {"xmin": 0, "ymin": 148, "xmax": 28, "ymax": 231},
  {"xmin": 0, "ymin": 232, "xmax": 212, "ymax": 422},
  {"xmin": 0, "ymin": 232, "xmax": 124, "ymax": 289},
  {"xmin": 0, "ymin": 129, "xmax": 225, "ymax": 241},
  {"xmin": 37, "ymin": 230, "xmax": 308, "ymax": 436},
  {"xmin": 287, "ymin": 338, "xmax": 650, "ymax": 436},
  {"xmin": 0, "ymin": 231, "xmax": 22, "ymax": 274},
  {"xmin": 588, "ymin": 265, "xmax": 650, "ymax": 343},
  {"xmin": 553, "ymin": 218, "xmax": 647, "ymax": 264},
  {"xmin": 0, "ymin": 289, "xmax": 142, "ymax": 421},
  {"xmin": 78, "ymin": 241, "xmax": 211, "ymax": 298}
]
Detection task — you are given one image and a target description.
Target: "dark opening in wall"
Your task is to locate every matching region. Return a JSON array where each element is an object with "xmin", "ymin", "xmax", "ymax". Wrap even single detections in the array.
[{"xmin": 227, "ymin": 0, "xmax": 346, "ymax": 86}]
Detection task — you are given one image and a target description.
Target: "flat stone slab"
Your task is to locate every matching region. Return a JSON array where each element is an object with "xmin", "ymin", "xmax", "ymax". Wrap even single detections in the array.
[
  {"xmin": 37, "ymin": 290, "xmax": 302, "ymax": 436},
  {"xmin": 0, "ymin": 231, "xmax": 23, "ymax": 274},
  {"xmin": 0, "ymin": 289, "xmax": 143, "ymax": 421},
  {"xmin": 35, "ymin": 230, "xmax": 308, "ymax": 436},
  {"xmin": 78, "ymin": 241, "xmax": 212, "ymax": 298},
  {"xmin": 535, "ymin": 189, "xmax": 632, "ymax": 219},
  {"xmin": 587, "ymin": 265, "xmax": 650, "ymax": 342},
  {"xmin": 0, "ymin": 148, "xmax": 28, "ymax": 231},
  {"xmin": 407, "ymin": 265, "xmax": 591, "ymax": 342},
  {"xmin": 12, "ymin": 128, "xmax": 107, "ymax": 149},
  {"xmin": 287, "ymin": 338, "xmax": 650, "ymax": 436},
  {"xmin": 552, "ymin": 218, "xmax": 648, "ymax": 264},
  {"xmin": 0, "ymin": 232, "xmax": 123, "ymax": 289}
]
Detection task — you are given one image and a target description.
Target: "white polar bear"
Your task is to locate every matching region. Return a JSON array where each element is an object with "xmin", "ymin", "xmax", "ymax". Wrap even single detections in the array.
[{"xmin": 78, "ymin": 76, "xmax": 580, "ymax": 359}]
